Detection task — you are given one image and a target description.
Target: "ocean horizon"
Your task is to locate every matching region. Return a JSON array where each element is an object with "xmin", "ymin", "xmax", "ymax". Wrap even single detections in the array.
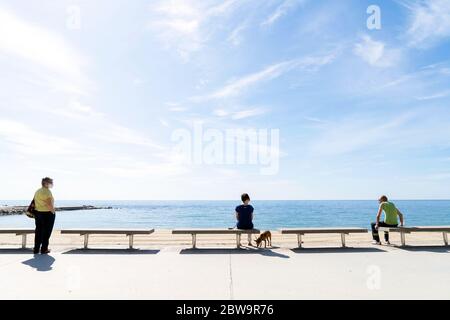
[{"xmin": 1, "ymin": 200, "xmax": 450, "ymax": 229}]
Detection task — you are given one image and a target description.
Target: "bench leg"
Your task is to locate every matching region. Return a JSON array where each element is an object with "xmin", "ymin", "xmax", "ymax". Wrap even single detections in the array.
[
  {"xmin": 192, "ymin": 234, "xmax": 196, "ymax": 249},
  {"xmin": 21, "ymin": 234, "xmax": 27, "ymax": 249},
  {"xmin": 236, "ymin": 234, "xmax": 241, "ymax": 248},
  {"xmin": 129, "ymin": 234, "xmax": 134, "ymax": 249},
  {"xmin": 247, "ymin": 233, "xmax": 252, "ymax": 245},
  {"xmin": 444, "ymin": 233, "xmax": 448, "ymax": 246},
  {"xmin": 400, "ymin": 232, "xmax": 406, "ymax": 246},
  {"xmin": 341, "ymin": 233, "xmax": 346, "ymax": 248},
  {"xmin": 297, "ymin": 234, "xmax": 302, "ymax": 248},
  {"xmin": 84, "ymin": 234, "xmax": 89, "ymax": 249}
]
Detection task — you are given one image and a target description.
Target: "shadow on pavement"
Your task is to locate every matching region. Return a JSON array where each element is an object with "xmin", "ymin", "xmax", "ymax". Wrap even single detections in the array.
[
  {"xmin": 290, "ymin": 247, "xmax": 387, "ymax": 254},
  {"xmin": 62, "ymin": 248, "xmax": 160, "ymax": 255},
  {"xmin": 22, "ymin": 254, "xmax": 55, "ymax": 272},
  {"xmin": 0, "ymin": 248, "xmax": 34, "ymax": 254},
  {"xmin": 395, "ymin": 245, "xmax": 449, "ymax": 253},
  {"xmin": 180, "ymin": 247, "xmax": 290, "ymax": 258}
]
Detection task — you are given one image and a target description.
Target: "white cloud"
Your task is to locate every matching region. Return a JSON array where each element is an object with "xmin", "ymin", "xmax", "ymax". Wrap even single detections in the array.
[
  {"xmin": 353, "ymin": 35, "xmax": 401, "ymax": 67},
  {"xmin": 46, "ymin": 101, "xmax": 104, "ymax": 119},
  {"xmin": 159, "ymin": 118, "xmax": 170, "ymax": 127},
  {"xmin": 91, "ymin": 123, "xmax": 164, "ymax": 149},
  {"xmin": 193, "ymin": 53, "xmax": 336, "ymax": 101},
  {"xmin": 0, "ymin": 119, "xmax": 82, "ymax": 156},
  {"xmin": 148, "ymin": 0, "xmax": 244, "ymax": 59},
  {"xmin": 415, "ymin": 89, "xmax": 450, "ymax": 100},
  {"xmin": 231, "ymin": 108, "xmax": 266, "ymax": 120},
  {"xmin": 261, "ymin": 0, "xmax": 306, "ymax": 27},
  {"xmin": 227, "ymin": 22, "xmax": 247, "ymax": 46},
  {"xmin": 311, "ymin": 113, "xmax": 415, "ymax": 156},
  {"xmin": 400, "ymin": 0, "xmax": 450, "ymax": 48},
  {"xmin": 213, "ymin": 107, "xmax": 266, "ymax": 119},
  {"xmin": 98, "ymin": 162, "xmax": 190, "ymax": 178},
  {"xmin": 0, "ymin": 7, "xmax": 85, "ymax": 77},
  {"xmin": 213, "ymin": 109, "xmax": 230, "ymax": 117}
]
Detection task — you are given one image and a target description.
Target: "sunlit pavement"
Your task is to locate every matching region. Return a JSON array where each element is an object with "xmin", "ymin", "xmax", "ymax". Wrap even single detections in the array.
[{"xmin": 1, "ymin": 245, "xmax": 449, "ymax": 299}]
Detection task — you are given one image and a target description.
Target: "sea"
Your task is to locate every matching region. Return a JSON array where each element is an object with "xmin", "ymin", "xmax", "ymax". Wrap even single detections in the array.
[{"xmin": 1, "ymin": 200, "xmax": 449, "ymax": 229}]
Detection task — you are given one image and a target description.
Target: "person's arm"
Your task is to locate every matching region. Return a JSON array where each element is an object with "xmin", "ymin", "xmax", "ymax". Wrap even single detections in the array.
[
  {"xmin": 235, "ymin": 211, "xmax": 239, "ymax": 221},
  {"xmin": 44, "ymin": 197, "xmax": 55, "ymax": 213},
  {"xmin": 375, "ymin": 204, "xmax": 383, "ymax": 228},
  {"xmin": 397, "ymin": 209, "xmax": 404, "ymax": 226}
]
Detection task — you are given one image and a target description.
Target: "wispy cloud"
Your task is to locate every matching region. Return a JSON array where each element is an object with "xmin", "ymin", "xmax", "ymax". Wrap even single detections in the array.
[
  {"xmin": 148, "ymin": 0, "xmax": 245, "ymax": 59},
  {"xmin": 0, "ymin": 119, "xmax": 82, "ymax": 156},
  {"xmin": 213, "ymin": 107, "xmax": 267, "ymax": 120},
  {"xmin": 192, "ymin": 53, "xmax": 336, "ymax": 101},
  {"xmin": 310, "ymin": 113, "xmax": 416, "ymax": 156},
  {"xmin": 261, "ymin": 0, "xmax": 306, "ymax": 27},
  {"xmin": 399, "ymin": 0, "xmax": 450, "ymax": 48},
  {"xmin": 0, "ymin": 7, "xmax": 85, "ymax": 77},
  {"xmin": 415, "ymin": 89, "xmax": 450, "ymax": 100},
  {"xmin": 227, "ymin": 22, "xmax": 247, "ymax": 46},
  {"xmin": 353, "ymin": 35, "xmax": 401, "ymax": 67}
]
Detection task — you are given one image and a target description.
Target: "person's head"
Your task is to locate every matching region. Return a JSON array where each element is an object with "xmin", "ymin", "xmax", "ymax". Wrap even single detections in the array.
[
  {"xmin": 378, "ymin": 195, "xmax": 388, "ymax": 204},
  {"xmin": 241, "ymin": 193, "xmax": 250, "ymax": 204},
  {"xmin": 41, "ymin": 177, "xmax": 54, "ymax": 189}
]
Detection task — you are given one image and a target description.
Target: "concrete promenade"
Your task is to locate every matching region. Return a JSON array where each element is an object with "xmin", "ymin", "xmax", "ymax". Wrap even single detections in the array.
[{"xmin": 0, "ymin": 230, "xmax": 449, "ymax": 299}]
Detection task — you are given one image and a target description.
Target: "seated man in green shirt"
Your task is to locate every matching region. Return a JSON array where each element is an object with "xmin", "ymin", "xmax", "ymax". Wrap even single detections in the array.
[{"xmin": 371, "ymin": 195, "xmax": 404, "ymax": 245}]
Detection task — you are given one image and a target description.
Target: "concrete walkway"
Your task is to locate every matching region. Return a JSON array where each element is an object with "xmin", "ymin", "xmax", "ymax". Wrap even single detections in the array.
[{"xmin": 1, "ymin": 244, "xmax": 449, "ymax": 299}]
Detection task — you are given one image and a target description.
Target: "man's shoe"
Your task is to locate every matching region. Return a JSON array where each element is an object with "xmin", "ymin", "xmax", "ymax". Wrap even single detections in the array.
[
  {"xmin": 33, "ymin": 249, "xmax": 40, "ymax": 254},
  {"xmin": 372, "ymin": 241, "xmax": 381, "ymax": 245},
  {"xmin": 41, "ymin": 249, "xmax": 51, "ymax": 254}
]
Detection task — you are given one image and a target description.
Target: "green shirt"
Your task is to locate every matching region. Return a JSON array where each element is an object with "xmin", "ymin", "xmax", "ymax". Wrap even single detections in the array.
[{"xmin": 381, "ymin": 201, "xmax": 398, "ymax": 225}]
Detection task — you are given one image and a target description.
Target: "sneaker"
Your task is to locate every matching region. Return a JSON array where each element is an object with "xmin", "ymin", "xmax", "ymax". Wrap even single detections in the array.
[
  {"xmin": 33, "ymin": 249, "xmax": 40, "ymax": 254},
  {"xmin": 372, "ymin": 241, "xmax": 381, "ymax": 245},
  {"xmin": 385, "ymin": 241, "xmax": 391, "ymax": 245},
  {"xmin": 40, "ymin": 249, "xmax": 51, "ymax": 254}
]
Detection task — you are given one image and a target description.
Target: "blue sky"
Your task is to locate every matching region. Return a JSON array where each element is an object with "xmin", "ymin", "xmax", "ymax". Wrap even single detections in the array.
[{"xmin": 0, "ymin": 0, "xmax": 449, "ymax": 200}]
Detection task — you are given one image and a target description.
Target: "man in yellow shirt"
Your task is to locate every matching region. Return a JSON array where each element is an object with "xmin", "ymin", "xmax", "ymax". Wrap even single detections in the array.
[{"xmin": 33, "ymin": 177, "xmax": 56, "ymax": 254}]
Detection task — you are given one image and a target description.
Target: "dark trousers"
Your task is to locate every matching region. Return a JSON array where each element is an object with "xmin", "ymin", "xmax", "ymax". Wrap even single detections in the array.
[
  {"xmin": 371, "ymin": 221, "xmax": 398, "ymax": 242},
  {"xmin": 34, "ymin": 212, "xmax": 55, "ymax": 252}
]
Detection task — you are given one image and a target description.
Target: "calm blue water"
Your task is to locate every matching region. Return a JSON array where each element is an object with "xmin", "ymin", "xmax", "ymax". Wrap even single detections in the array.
[{"xmin": 1, "ymin": 200, "xmax": 449, "ymax": 229}]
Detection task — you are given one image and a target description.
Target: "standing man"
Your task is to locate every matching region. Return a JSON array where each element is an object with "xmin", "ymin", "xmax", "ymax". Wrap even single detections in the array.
[
  {"xmin": 371, "ymin": 195, "xmax": 404, "ymax": 245},
  {"xmin": 33, "ymin": 177, "xmax": 56, "ymax": 254}
]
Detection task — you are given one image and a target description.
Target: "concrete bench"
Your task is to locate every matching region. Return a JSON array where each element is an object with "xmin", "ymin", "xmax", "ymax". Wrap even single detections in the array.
[
  {"xmin": 378, "ymin": 226, "xmax": 450, "ymax": 246},
  {"xmin": 60, "ymin": 229, "xmax": 155, "ymax": 249},
  {"xmin": 172, "ymin": 229, "xmax": 260, "ymax": 248},
  {"xmin": 0, "ymin": 229, "xmax": 35, "ymax": 249},
  {"xmin": 281, "ymin": 227, "xmax": 368, "ymax": 248}
]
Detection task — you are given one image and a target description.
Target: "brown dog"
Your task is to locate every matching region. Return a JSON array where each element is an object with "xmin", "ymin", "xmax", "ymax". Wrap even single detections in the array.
[{"xmin": 255, "ymin": 231, "xmax": 272, "ymax": 248}]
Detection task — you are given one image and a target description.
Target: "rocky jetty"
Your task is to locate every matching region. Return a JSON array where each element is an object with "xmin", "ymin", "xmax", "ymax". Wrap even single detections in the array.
[{"xmin": 0, "ymin": 205, "xmax": 113, "ymax": 216}]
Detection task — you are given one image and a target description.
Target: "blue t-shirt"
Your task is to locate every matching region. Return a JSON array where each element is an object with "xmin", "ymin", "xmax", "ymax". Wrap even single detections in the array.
[{"xmin": 236, "ymin": 205, "xmax": 254, "ymax": 229}]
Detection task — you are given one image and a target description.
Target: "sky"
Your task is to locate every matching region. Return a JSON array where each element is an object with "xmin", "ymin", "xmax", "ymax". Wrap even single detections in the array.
[{"xmin": 0, "ymin": 0, "xmax": 449, "ymax": 200}]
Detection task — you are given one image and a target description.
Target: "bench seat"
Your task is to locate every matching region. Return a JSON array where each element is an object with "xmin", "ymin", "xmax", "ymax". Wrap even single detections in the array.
[
  {"xmin": 0, "ymin": 229, "xmax": 35, "ymax": 249},
  {"xmin": 172, "ymin": 229, "xmax": 260, "ymax": 248},
  {"xmin": 60, "ymin": 229, "xmax": 155, "ymax": 249},
  {"xmin": 281, "ymin": 227, "xmax": 368, "ymax": 248},
  {"xmin": 378, "ymin": 226, "xmax": 450, "ymax": 246}
]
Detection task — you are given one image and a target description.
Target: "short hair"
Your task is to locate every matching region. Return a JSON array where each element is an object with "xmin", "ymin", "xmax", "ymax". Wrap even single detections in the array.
[
  {"xmin": 41, "ymin": 177, "xmax": 53, "ymax": 186},
  {"xmin": 379, "ymin": 195, "xmax": 388, "ymax": 202},
  {"xmin": 241, "ymin": 193, "xmax": 250, "ymax": 202}
]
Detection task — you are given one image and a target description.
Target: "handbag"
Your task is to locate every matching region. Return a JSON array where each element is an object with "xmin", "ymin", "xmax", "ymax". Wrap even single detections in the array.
[{"xmin": 26, "ymin": 199, "xmax": 35, "ymax": 219}]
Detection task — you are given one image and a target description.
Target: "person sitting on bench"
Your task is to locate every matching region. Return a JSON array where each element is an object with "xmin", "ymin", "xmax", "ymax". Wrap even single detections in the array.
[
  {"xmin": 371, "ymin": 195, "xmax": 404, "ymax": 245},
  {"xmin": 235, "ymin": 193, "xmax": 254, "ymax": 231}
]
